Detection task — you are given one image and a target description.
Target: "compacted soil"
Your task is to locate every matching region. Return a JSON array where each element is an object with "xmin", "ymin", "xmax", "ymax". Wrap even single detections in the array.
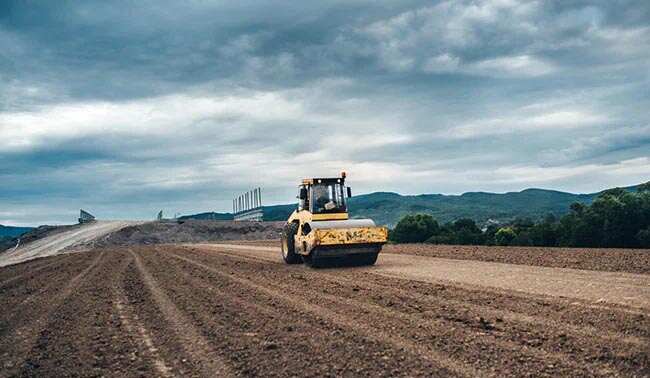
[
  {"xmin": 242, "ymin": 240, "xmax": 650, "ymax": 274},
  {"xmin": 1, "ymin": 244, "xmax": 648, "ymax": 377},
  {"xmin": 382, "ymin": 244, "xmax": 650, "ymax": 274}
]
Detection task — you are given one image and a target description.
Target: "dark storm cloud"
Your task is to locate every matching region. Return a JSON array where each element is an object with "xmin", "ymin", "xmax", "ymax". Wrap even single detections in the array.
[{"xmin": 1, "ymin": 0, "xmax": 649, "ymax": 225}]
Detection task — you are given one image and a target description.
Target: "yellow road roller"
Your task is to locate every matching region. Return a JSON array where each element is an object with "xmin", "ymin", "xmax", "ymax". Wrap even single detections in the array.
[{"xmin": 281, "ymin": 172, "xmax": 388, "ymax": 267}]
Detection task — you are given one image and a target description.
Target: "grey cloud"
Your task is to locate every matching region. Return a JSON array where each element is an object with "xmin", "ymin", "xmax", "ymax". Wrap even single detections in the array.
[{"xmin": 1, "ymin": 0, "xmax": 649, "ymax": 225}]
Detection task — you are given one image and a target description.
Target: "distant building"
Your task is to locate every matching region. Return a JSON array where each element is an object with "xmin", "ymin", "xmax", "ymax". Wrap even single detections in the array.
[
  {"xmin": 481, "ymin": 218, "xmax": 502, "ymax": 232},
  {"xmin": 79, "ymin": 209, "xmax": 96, "ymax": 224},
  {"xmin": 233, "ymin": 187, "xmax": 264, "ymax": 221}
]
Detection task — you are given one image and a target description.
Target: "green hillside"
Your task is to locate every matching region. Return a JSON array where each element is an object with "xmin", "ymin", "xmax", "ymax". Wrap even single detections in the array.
[
  {"xmin": 258, "ymin": 189, "xmax": 596, "ymax": 227},
  {"xmin": 181, "ymin": 185, "xmax": 639, "ymax": 227}
]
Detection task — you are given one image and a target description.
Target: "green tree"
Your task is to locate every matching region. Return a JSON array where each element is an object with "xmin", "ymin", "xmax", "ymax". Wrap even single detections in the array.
[
  {"xmin": 390, "ymin": 214, "xmax": 439, "ymax": 243},
  {"xmin": 389, "ymin": 187, "xmax": 650, "ymax": 248},
  {"xmin": 599, "ymin": 187, "xmax": 626, "ymax": 198},
  {"xmin": 570, "ymin": 202, "xmax": 586, "ymax": 215},
  {"xmin": 529, "ymin": 220, "xmax": 558, "ymax": 247},
  {"xmin": 557, "ymin": 189, "xmax": 650, "ymax": 248},
  {"xmin": 495, "ymin": 227, "xmax": 516, "ymax": 246},
  {"xmin": 450, "ymin": 218, "xmax": 482, "ymax": 245},
  {"xmin": 483, "ymin": 224, "xmax": 500, "ymax": 246}
]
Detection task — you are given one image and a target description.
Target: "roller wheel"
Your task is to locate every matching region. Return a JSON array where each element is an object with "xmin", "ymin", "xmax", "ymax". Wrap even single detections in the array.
[
  {"xmin": 281, "ymin": 223, "xmax": 302, "ymax": 264},
  {"xmin": 349, "ymin": 252, "xmax": 379, "ymax": 266},
  {"xmin": 302, "ymin": 248, "xmax": 325, "ymax": 268}
]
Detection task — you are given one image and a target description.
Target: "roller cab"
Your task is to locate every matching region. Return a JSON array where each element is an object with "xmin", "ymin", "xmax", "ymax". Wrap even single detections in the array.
[{"xmin": 280, "ymin": 172, "xmax": 388, "ymax": 268}]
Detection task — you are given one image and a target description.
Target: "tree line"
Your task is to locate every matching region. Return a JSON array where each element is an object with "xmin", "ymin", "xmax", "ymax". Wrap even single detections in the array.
[{"xmin": 389, "ymin": 183, "xmax": 650, "ymax": 248}]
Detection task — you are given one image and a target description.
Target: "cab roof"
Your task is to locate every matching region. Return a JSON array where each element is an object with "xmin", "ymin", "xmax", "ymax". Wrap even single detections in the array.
[{"xmin": 301, "ymin": 177, "xmax": 345, "ymax": 185}]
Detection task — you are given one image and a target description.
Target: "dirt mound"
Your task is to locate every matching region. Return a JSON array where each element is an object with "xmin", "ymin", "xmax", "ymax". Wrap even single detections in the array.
[{"xmin": 90, "ymin": 220, "xmax": 284, "ymax": 248}]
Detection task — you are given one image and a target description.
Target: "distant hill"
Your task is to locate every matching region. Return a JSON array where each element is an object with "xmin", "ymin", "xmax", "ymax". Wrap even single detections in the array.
[
  {"xmin": 180, "ymin": 185, "xmax": 640, "ymax": 228},
  {"xmin": 0, "ymin": 225, "xmax": 34, "ymax": 238},
  {"xmin": 257, "ymin": 189, "xmax": 596, "ymax": 227},
  {"xmin": 341, "ymin": 189, "xmax": 595, "ymax": 227}
]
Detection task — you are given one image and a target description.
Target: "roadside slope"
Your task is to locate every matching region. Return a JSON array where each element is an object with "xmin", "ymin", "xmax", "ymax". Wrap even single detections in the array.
[{"xmin": 0, "ymin": 221, "xmax": 139, "ymax": 267}]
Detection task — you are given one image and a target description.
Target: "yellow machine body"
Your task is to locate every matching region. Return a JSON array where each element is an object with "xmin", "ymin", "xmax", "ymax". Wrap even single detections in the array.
[
  {"xmin": 281, "ymin": 173, "xmax": 387, "ymax": 267},
  {"xmin": 286, "ymin": 208, "xmax": 388, "ymax": 256}
]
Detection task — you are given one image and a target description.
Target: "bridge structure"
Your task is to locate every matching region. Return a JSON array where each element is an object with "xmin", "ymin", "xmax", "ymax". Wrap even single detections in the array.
[{"xmin": 233, "ymin": 188, "xmax": 263, "ymax": 221}]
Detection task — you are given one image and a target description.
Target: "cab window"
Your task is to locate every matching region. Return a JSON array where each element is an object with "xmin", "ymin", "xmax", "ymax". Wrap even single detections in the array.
[{"xmin": 310, "ymin": 182, "xmax": 347, "ymax": 213}]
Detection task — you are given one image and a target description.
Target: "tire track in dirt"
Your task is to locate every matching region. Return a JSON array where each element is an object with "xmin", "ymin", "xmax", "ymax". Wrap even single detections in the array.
[
  {"xmin": 202, "ymin": 243, "xmax": 650, "ymax": 309},
  {"xmin": 1, "ymin": 269, "xmax": 86, "ymax": 345},
  {"xmin": 312, "ymin": 268, "xmax": 648, "ymax": 348},
  {"xmin": 0, "ymin": 253, "xmax": 65, "ymax": 279},
  {"xmin": 181, "ymin": 246, "xmax": 649, "ymax": 376},
  {"xmin": 177, "ymin": 249, "xmax": 629, "ymax": 377},
  {"xmin": 2, "ymin": 243, "xmax": 646, "ymax": 377},
  {"xmin": 274, "ymin": 275, "xmax": 617, "ymax": 376},
  {"xmin": 15, "ymin": 249, "xmax": 168, "ymax": 376},
  {"xmin": 112, "ymin": 297, "xmax": 173, "ymax": 377},
  {"xmin": 147, "ymin": 248, "xmax": 464, "ymax": 377},
  {"xmin": 143, "ymin": 250, "xmax": 441, "ymax": 377},
  {"xmin": 2, "ymin": 276, "xmax": 84, "ymax": 331},
  {"xmin": 168, "ymin": 251, "xmax": 481, "ymax": 378},
  {"xmin": 0, "ymin": 254, "xmax": 78, "ymax": 292},
  {"xmin": 111, "ymin": 254, "xmax": 173, "ymax": 378},
  {"xmin": 130, "ymin": 250, "xmax": 234, "ymax": 378},
  {"xmin": 0, "ymin": 256, "xmax": 81, "ymax": 324},
  {"xmin": 201, "ymin": 245, "xmax": 644, "ymax": 340},
  {"xmin": 0, "ymin": 251, "xmax": 105, "ymax": 376},
  {"xmin": 0, "ymin": 259, "xmax": 66, "ymax": 289},
  {"xmin": 196, "ymin": 244, "xmax": 648, "ymax": 338}
]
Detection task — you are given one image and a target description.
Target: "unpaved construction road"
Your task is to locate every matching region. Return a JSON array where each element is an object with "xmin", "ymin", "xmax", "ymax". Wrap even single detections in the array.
[
  {"xmin": 1, "ymin": 243, "xmax": 649, "ymax": 377},
  {"xmin": 0, "ymin": 221, "xmax": 139, "ymax": 268}
]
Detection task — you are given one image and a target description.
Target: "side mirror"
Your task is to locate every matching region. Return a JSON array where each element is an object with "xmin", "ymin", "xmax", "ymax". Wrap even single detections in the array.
[
  {"xmin": 347, "ymin": 187, "xmax": 352, "ymax": 198},
  {"xmin": 299, "ymin": 187, "xmax": 308, "ymax": 200}
]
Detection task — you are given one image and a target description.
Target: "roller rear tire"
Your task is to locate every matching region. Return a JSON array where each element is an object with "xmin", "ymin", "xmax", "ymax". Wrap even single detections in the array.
[
  {"xmin": 302, "ymin": 249, "xmax": 326, "ymax": 268},
  {"xmin": 281, "ymin": 223, "xmax": 302, "ymax": 264},
  {"xmin": 349, "ymin": 252, "xmax": 379, "ymax": 266},
  {"xmin": 304, "ymin": 249, "xmax": 379, "ymax": 268}
]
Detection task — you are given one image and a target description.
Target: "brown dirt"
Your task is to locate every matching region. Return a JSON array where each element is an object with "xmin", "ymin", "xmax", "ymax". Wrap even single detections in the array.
[
  {"xmin": 88, "ymin": 220, "xmax": 284, "ymax": 248},
  {"xmin": 242, "ymin": 240, "xmax": 650, "ymax": 275},
  {"xmin": 1, "ymin": 244, "xmax": 648, "ymax": 377},
  {"xmin": 381, "ymin": 244, "xmax": 650, "ymax": 274}
]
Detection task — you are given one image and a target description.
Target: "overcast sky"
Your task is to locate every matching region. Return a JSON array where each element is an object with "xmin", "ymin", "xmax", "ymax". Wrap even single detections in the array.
[{"xmin": 1, "ymin": 1, "xmax": 649, "ymax": 226}]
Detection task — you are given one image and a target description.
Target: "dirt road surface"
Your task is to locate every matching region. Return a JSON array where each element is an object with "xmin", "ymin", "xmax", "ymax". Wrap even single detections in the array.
[
  {"xmin": 1, "ymin": 243, "xmax": 648, "ymax": 377},
  {"xmin": 0, "ymin": 221, "xmax": 140, "ymax": 268},
  {"xmin": 198, "ymin": 244, "xmax": 650, "ymax": 310}
]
